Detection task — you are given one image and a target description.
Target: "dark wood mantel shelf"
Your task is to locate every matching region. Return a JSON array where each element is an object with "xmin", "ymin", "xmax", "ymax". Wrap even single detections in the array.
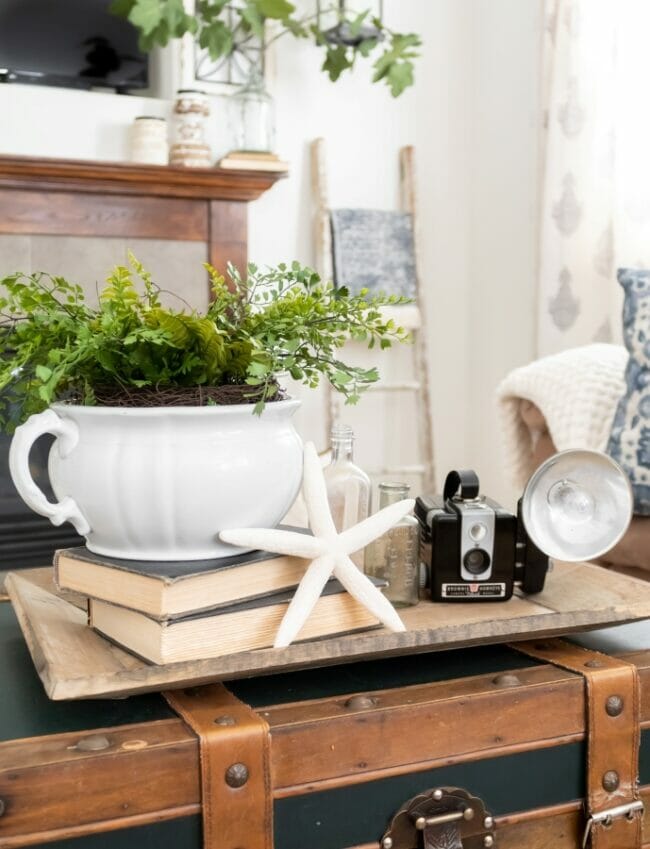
[
  {"xmin": 0, "ymin": 155, "xmax": 286, "ymax": 201},
  {"xmin": 0, "ymin": 155, "xmax": 286, "ymax": 272}
]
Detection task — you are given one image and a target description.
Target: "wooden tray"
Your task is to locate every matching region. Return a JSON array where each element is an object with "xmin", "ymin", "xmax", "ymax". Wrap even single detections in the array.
[{"xmin": 6, "ymin": 562, "xmax": 650, "ymax": 700}]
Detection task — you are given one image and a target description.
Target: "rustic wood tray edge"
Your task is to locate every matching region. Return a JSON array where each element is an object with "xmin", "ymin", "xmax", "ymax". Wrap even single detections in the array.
[{"xmin": 6, "ymin": 563, "xmax": 650, "ymax": 700}]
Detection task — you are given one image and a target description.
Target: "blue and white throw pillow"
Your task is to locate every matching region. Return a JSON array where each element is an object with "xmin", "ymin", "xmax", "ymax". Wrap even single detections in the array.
[{"xmin": 607, "ymin": 268, "xmax": 650, "ymax": 514}]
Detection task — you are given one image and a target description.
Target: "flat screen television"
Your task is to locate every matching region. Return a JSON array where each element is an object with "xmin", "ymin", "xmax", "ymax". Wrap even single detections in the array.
[{"xmin": 0, "ymin": 0, "xmax": 148, "ymax": 91}]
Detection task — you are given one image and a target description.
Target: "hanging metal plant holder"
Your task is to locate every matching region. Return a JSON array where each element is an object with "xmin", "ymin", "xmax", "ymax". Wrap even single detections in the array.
[{"xmin": 317, "ymin": 0, "xmax": 385, "ymax": 46}]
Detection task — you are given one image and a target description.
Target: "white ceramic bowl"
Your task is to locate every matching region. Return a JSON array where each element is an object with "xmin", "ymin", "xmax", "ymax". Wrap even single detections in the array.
[{"xmin": 9, "ymin": 399, "xmax": 303, "ymax": 561}]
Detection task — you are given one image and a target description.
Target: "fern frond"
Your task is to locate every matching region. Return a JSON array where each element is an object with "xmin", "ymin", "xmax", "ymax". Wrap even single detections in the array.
[
  {"xmin": 223, "ymin": 340, "xmax": 253, "ymax": 380},
  {"xmin": 100, "ymin": 267, "xmax": 140, "ymax": 325},
  {"xmin": 128, "ymin": 252, "xmax": 161, "ymax": 309},
  {"xmin": 145, "ymin": 309, "xmax": 193, "ymax": 348},
  {"xmin": 192, "ymin": 317, "xmax": 225, "ymax": 363}
]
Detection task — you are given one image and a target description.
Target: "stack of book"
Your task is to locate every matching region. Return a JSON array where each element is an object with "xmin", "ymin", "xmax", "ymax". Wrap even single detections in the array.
[
  {"xmin": 54, "ymin": 546, "xmax": 380, "ymax": 665},
  {"xmin": 218, "ymin": 151, "xmax": 290, "ymax": 173}
]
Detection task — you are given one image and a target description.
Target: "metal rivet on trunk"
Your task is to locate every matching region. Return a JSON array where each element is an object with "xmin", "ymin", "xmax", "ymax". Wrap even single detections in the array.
[
  {"xmin": 343, "ymin": 695, "xmax": 377, "ymax": 710},
  {"xmin": 433, "ymin": 789, "xmax": 443, "ymax": 800},
  {"xmin": 484, "ymin": 816, "xmax": 494, "ymax": 829},
  {"xmin": 76, "ymin": 735, "xmax": 111, "ymax": 752},
  {"xmin": 602, "ymin": 770, "xmax": 620, "ymax": 792},
  {"xmin": 492, "ymin": 673, "xmax": 522, "ymax": 688},
  {"xmin": 121, "ymin": 740, "xmax": 147, "ymax": 751},
  {"xmin": 225, "ymin": 763, "xmax": 249, "ymax": 788},
  {"xmin": 605, "ymin": 695, "xmax": 624, "ymax": 717},
  {"xmin": 382, "ymin": 839, "xmax": 393, "ymax": 849},
  {"xmin": 214, "ymin": 715, "xmax": 236, "ymax": 726},
  {"xmin": 484, "ymin": 836, "xmax": 494, "ymax": 848}
]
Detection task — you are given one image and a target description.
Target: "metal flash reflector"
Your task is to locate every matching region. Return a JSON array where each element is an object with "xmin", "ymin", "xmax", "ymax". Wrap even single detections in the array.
[{"xmin": 521, "ymin": 449, "xmax": 633, "ymax": 562}]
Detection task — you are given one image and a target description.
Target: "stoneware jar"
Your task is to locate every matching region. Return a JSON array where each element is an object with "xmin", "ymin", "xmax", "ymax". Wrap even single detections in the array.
[
  {"xmin": 9, "ymin": 400, "xmax": 303, "ymax": 562},
  {"xmin": 170, "ymin": 89, "xmax": 211, "ymax": 168},
  {"xmin": 130, "ymin": 116, "xmax": 168, "ymax": 165}
]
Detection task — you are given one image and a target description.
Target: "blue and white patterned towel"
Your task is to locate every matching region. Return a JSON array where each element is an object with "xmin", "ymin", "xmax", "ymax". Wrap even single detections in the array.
[{"xmin": 330, "ymin": 208, "xmax": 417, "ymax": 299}]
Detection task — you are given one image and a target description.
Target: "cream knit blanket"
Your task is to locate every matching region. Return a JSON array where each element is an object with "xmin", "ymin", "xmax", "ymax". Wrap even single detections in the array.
[{"xmin": 496, "ymin": 344, "xmax": 628, "ymax": 488}]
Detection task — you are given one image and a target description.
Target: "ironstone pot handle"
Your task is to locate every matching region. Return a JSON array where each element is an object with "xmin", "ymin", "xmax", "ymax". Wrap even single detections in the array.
[{"xmin": 9, "ymin": 409, "xmax": 91, "ymax": 535}]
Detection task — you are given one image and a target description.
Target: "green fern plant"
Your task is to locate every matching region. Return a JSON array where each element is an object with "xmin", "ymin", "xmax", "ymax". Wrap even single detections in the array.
[{"xmin": 0, "ymin": 254, "xmax": 410, "ymax": 429}]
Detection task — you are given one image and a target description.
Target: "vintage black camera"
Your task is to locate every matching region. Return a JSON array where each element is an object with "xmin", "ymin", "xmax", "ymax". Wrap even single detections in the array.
[{"xmin": 415, "ymin": 470, "xmax": 549, "ymax": 602}]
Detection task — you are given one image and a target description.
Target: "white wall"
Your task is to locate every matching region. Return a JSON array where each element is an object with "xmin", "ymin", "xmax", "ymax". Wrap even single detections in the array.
[
  {"xmin": 0, "ymin": 86, "xmax": 168, "ymax": 162},
  {"xmin": 409, "ymin": 0, "xmax": 474, "ymax": 491},
  {"xmin": 253, "ymin": 1, "xmax": 422, "ymax": 457},
  {"xmin": 0, "ymin": 0, "xmax": 543, "ymax": 505},
  {"xmin": 467, "ymin": 0, "xmax": 542, "ymax": 505},
  {"xmin": 259, "ymin": 0, "xmax": 543, "ymax": 505}
]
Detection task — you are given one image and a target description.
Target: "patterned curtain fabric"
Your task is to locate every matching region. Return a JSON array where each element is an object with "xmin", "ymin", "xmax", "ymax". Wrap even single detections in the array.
[{"xmin": 538, "ymin": 0, "xmax": 650, "ymax": 355}]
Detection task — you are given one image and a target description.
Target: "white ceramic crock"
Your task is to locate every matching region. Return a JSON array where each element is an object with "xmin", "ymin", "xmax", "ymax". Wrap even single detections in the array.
[{"xmin": 9, "ymin": 400, "xmax": 303, "ymax": 561}]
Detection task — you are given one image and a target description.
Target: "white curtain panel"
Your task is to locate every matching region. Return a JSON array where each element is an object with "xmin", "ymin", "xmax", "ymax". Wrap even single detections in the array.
[{"xmin": 539, "ymin": 0, "xmax": 650, "ymax": 355}]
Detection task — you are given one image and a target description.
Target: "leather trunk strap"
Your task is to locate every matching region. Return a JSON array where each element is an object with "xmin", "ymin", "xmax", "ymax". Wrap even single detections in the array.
[
  {"xmin": 512, "ymin": 639, "xmax": 642, "ymax": 849},
  {"xmin": 164, "ymin": 684, "xmax": 273, "ymax": 849}
]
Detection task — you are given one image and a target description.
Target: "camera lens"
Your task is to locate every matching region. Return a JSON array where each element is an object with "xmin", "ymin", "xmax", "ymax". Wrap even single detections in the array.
[{"xmin": 463, "ymin": 548, "xmax": 491, "ymax": 575}]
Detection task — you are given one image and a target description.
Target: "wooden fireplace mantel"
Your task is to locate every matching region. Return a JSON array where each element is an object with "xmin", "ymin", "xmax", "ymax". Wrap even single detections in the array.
[
  {"xmin": 0, "ymin": 155, "xmax": 287, "ymax": 274},
  {"xmin": 0, "ymin": 155, "xmax": 285, "ymax": 201}
]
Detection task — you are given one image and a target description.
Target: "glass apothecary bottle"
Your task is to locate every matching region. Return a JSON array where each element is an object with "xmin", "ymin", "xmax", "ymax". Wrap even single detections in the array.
[
  {"xmin": 229, "ymin": 67, "xmax": 275, "ymax": 153},
  {"xmin": 364, "ymin": 482, "xmax": 420, "ymax": 607},
  {"xmin": 323, "ymin": 424, "xmax": 371, "ymax": 568}
]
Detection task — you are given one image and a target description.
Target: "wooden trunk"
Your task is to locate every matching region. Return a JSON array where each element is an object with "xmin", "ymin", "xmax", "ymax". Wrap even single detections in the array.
[{"xmin": 0, "ymin": 598, "xmax": 648, "ymax": 849}]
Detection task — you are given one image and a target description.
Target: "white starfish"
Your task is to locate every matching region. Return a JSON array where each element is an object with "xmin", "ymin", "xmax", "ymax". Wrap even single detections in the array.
[{"xmin": 220, "ymin": 441, "xmax": 414, "ymax": 648}]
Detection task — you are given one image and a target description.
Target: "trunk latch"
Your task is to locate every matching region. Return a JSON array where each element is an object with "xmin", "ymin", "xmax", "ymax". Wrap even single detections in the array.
[{"xmin": 381, "ymin": 787, "xmax": 495, "ymax": 849}]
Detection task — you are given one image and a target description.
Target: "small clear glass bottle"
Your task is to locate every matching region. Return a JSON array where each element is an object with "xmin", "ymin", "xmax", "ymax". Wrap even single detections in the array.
[
  {"xmin": 364, "ymin": 482, "xmax": 420, "ymax": 607},
  {"xmin": 229, "ymin": 67, "xmax": 275, "ymax": 153},
  {"xmin": 323, "ymin": 424, "xmax": 371, "ymax": 568}
]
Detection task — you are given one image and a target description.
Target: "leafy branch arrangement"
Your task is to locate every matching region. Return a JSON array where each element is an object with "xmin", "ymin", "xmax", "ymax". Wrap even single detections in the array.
[
  {"xmin": 0, "ymin": 255, "xmax": 409, "ymax": 429},
  {"xmin": 111, "ymin": 0, "xmax": 421, "ymax": 97}
]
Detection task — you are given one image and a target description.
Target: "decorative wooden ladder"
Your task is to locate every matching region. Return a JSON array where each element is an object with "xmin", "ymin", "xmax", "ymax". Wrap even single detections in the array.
[{"xmin": 311, "ymin": 138, "xmax": 436, "ymax": 493}]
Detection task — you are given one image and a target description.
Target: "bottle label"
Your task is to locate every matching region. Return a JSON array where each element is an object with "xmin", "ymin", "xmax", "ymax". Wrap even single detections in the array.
[{"xmin": 441, "ymin": 582, "xmax": 507, "ymax": 599}]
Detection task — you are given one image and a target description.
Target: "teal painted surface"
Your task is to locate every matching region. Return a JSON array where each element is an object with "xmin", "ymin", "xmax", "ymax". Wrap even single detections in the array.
[
  {"xmin": 0, "ymin": 604, "xmax": 173, "ymax": 742},
  {"xmin": 228, "ymin": 644, "xmax": 540, "ymax": 707},
  {"xmin": 275, "ymin": 742, "xmax": 584, "ymax": 849},
  {"xmin": 274, "ymin": 729, "xmax": 650, "ymax": 849},
  {"xmin": 37, "ymin": 816, "xmax": 201, "ymax": 848},
  {"xmin": 642, "ymin": 727, "xmax": 650, "ymax": 783}
]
